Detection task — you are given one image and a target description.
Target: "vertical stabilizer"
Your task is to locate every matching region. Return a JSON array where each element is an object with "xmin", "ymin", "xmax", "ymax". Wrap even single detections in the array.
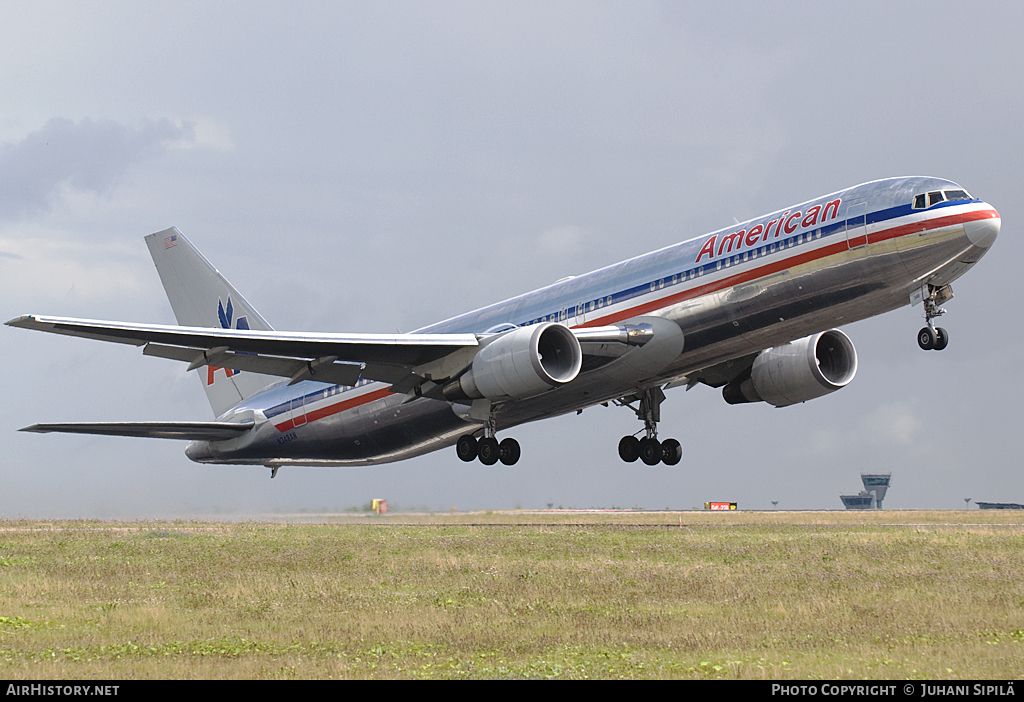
[{"xmin": 145, "ymin": 228, "xmax": 280, "ymax": 417}]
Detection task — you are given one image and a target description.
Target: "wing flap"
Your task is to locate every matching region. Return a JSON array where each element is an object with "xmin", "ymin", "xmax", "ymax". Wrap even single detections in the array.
[
  {"xmin": 19, "ymin": 421, "xmax": 255, "ymax": 441},
  {"xmin": 142, "ymin": 344, "xmax": 365, "ymax": 386}
]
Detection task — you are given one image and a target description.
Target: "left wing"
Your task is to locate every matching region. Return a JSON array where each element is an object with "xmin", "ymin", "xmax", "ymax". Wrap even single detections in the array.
[
  {"xmin": 6, "ymin": 314, "xmax": 642, "ymax": 390},
  {"xmin": 6, "ymin": 314, "xmax": 481, "ymax": 387},
  {"xmin": 20, "ymin": 421, "xmax": 255, "ymax": 441}
]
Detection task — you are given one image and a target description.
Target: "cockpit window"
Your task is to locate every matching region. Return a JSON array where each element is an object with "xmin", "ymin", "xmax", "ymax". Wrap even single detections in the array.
[{"xmin": 912, "ymin": 188, "xmax": 974, "ymax": 209}]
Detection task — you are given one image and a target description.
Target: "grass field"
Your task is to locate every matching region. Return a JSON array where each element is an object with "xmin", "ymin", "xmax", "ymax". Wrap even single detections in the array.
[{"xmin": 1, "ymin": 510, "xmax": 1022, "ymax": 679}]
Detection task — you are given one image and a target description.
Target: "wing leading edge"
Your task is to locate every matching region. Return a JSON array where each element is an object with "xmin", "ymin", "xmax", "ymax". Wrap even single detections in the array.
[{"xmin": 20, "ymin": 421, "xmax": 255, "ymax": 441}]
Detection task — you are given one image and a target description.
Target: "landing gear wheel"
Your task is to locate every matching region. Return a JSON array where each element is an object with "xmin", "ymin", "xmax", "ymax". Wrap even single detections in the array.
[
  {"xmin": 618, "ymin": 436, "xmax": 640, "ymax": 463},
  {"xmin": 660, "ymin": 438, "xmax": 682, "ymax": 466},
  {"xmin": 934, "ymin": 327, "xmax": 949, "ymax": 351},
  {"xmin": 498, "ymin": 438, "xmax": 521, "ymax": 466},
  {"xmin": 456, "ymin": 435, "xmax": 478, "ymax": 462},
  {"xmin": 639, "ymin": 437, "xmax": 662, "ymax": 466},
  {"xmin": 917, "ymin": 327, "xmax": 937, "ymax": 350},
  {"xmin": 614, "ymin": 386, "xmax": 679, "ymax": 465},
  {"xmin": 477, "ymin": 437, "xmax": 500, "ymax": 465}
]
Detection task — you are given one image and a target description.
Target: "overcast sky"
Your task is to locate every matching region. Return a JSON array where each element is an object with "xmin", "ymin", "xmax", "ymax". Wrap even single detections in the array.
[{"xmin": 2, "ymin": 1, "xmax": 1021, "ymax": 518}]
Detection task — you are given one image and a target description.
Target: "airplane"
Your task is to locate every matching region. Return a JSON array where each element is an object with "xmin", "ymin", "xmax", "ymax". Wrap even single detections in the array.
[{"xmin": 6, "ymin": 176, "xmax": 1001, "ymax": 476}]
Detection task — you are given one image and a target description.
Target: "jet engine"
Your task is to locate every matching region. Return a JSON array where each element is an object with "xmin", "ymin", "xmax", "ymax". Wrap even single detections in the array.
[
  {"xmin": 723, "ymin": 329, "xmax": 858, "ymax": 407},
  {"xmin": 443, "ymin": 323, "xmax": 583, "ymax": 402}
]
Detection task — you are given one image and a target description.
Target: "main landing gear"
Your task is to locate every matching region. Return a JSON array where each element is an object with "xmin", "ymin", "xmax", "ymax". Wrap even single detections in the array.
[
  {"xmin": 456, "ymin": 415, "xmax": 521, "ymax": 466},
  {"xmin": 917, "ymin": 284, "xmax": 952, "ymax": 351},
  {"xmin": 615, "ymin": 386, "xmax": 682, "ymax": 466}
]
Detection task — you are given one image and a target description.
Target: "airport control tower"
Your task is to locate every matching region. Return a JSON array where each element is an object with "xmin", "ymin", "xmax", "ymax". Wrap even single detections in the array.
[
  {"xmin": 861, "ymin": 474, "xmax": 891, "ymax": 509},
  {"xmin": 840, "ymin": 473, "xmax": 892, "ymax": 510}
]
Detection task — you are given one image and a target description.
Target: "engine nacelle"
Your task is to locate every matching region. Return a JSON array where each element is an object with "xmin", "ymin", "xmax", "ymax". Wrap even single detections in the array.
[
  {"xmin": 443, "ymin": 323, "xmax": 582, "ymax": 401},
  {"xmin": 723, "ymin": 329, "xmax": 858, "ymax": 407}
]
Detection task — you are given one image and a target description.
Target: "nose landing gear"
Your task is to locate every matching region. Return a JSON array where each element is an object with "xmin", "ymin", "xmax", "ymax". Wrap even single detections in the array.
[
  {"xmin": 917, "ymin": 284, "xmax": 952, "ymax": 351},
  {"xmin": 615, "ymin": 386, "xmax": 682, "ymax": 466}
]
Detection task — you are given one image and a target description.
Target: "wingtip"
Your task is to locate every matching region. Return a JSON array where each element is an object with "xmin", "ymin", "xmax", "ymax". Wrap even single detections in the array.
[{"xmin": 5, "ymin": 315, "xmax": 34, "ymax": 328}]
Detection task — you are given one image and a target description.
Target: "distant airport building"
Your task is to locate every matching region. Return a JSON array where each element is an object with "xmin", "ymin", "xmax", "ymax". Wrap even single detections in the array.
[
  {"xmin": 976, "ymin": 502, "xmax": 1024, "ymax": 510},
  {"xmin": 840, "ymin": 492, "xmax": 875, "ymax": 510},
  {"xmin": 841, "ymin": 473, "xmax": 892, "ymax": 510}
]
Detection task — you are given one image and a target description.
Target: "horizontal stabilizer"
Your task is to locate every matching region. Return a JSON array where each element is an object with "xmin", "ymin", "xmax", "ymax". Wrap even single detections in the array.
[{"xmin": 19, "ymin": 421, "xmax": 255, "ymax": 441}]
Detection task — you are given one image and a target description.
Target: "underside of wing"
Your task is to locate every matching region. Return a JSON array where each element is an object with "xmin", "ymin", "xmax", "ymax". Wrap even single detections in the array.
[{"xmin": 19, "ymin": 421, "xmax": 255, "ymax": 441}]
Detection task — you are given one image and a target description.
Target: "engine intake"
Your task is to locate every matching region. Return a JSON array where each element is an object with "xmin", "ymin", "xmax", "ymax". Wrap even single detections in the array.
[
  {"xmin": 723, "ymin": 329, "xmax": 858, "ymax": 407},
  {"xmin": 443, "ymin": 323, "xmax": 582, "ymax": 402}
]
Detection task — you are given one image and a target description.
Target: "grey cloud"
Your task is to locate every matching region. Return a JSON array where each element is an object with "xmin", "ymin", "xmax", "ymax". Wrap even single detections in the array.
[{"xmin": 0, "ymin": 117, "xmax": 194, "ymax": 219}]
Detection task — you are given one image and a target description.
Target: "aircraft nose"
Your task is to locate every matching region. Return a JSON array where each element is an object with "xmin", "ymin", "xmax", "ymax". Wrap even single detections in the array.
[{"xmin": 964, "ymin": 207, "xmax": 1000, "ymax": 248}]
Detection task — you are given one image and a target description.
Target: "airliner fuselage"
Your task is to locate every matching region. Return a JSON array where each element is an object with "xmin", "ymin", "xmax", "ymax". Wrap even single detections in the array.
[{"xmin": 179, "ymin": 176, "xmax": 1000, "ymax": 467}]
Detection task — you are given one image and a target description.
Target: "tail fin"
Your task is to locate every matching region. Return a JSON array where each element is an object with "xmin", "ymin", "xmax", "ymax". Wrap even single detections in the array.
[{"xmin": 145, "ymin": 227, "xmax": 280, "ymax": 418}]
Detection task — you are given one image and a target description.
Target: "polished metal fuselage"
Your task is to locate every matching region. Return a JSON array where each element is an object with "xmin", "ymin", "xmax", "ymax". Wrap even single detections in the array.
[{"xmin": 187, "ymin": 176, "xmax": 1000, "ymax": 466}]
